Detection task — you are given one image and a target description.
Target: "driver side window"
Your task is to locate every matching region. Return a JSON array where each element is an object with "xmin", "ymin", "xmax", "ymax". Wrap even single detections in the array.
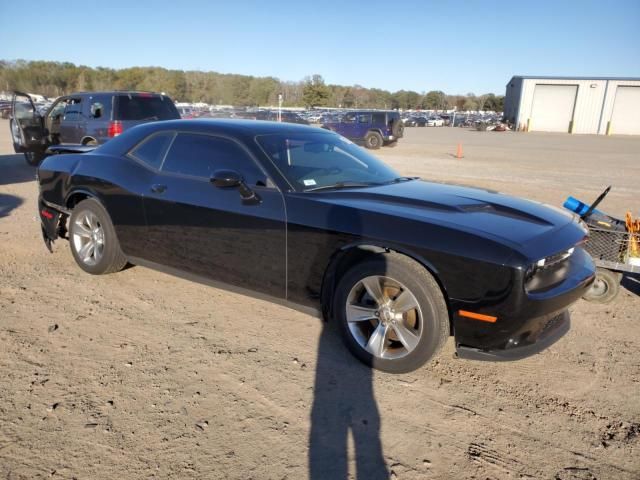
[
  {"xmin": 48, "ymin": 100, "xmax": 66, "ymax": 121},
  {"xmin": 161, "ymin": 133, "xmax": 268, "ymax": 186},
  {"xmin": 343, "ymin": 113, "xmax": 356, "ymax": 123}
]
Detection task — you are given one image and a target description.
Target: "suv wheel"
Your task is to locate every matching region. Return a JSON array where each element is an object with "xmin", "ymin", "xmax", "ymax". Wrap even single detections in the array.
[
  {"xmin": 364, "ymin": 131, "xmax": 383, "ymax": 149},
  {"xmin": 391, "ymin": 119, "xmax": 404, "ymax": 138}
]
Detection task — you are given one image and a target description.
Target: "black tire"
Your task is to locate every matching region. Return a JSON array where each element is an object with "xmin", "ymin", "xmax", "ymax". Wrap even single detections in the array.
[
  {"xmin": 333, "ymin": 253, "xmax": 449, "ymax": 373},
  {"xmin": 68, "ymin": 198, "xmax": 127, "ymax": 275},
  {"xmin": 582, "ymin": 268, "xmax": 622, "ymax": 304},
  {"xmin": 24, "ymin": 151, "xmax": 46, "ymax": 166},
  {"xmin": 391, "ymin": 119, "xmax": 404, "ymax": 138},
  {"xmin": 364, "ymin": 131, "xmax": 383, "ymax": 150}
]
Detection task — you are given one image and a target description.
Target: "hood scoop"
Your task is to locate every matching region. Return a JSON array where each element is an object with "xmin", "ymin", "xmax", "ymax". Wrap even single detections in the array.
[{"xmin": 458, "ymin": 201, "xmax": 553, "ymax": 226}]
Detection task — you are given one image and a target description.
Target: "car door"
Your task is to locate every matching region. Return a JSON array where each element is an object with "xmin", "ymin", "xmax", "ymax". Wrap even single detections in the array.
[
  {"xmin": 142, "ymin": 131, "xmax": 287, "ymax": 298},
  {"xmin": 355, "ymin": 112, "xmax": 373, "ymax": 138},
  {"xmin": 9, "ymin": 92, "xmax": 47, "ymax": 154},
  {"xmin": 59, "ymin": 97, "xmax": 84, "ymax": 144},
  {"xmin": 338, "ymin": 112, "xmax": 358, "ymax": 139}
]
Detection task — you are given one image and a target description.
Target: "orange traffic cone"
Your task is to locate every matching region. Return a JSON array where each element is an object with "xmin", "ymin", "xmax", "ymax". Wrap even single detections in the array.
[{"xmin": 456, "ymin": 143, "xmax": 464, "ymax": 159}]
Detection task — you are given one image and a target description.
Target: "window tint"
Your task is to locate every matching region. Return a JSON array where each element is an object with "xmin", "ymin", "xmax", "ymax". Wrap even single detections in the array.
[
  {"xmin": 358, "ymin": 114, "xmax": 372, "ymax": 123},
  {"xmin": 343, "ymin": 113, "xmax": 356, "ymax": 123},
  {"xmin": 48, "ymin": 100, "xmax": 66, "ymax": 120},
  {"xmin": 372, "ymin": 113, "xmax": 385, "ymax": 124},
  {"xmin": 129, "ymin": 132, "xmax": 175, "ymax": 169},
  {"xmin": 87, "ymin": 94, "xmax": 112, "ymax": 120},
  {"xmin": 115, "ymin": 95, "xmax": 180, "ymax": 121},
  {"xmin": 162, "ymin": 133, "xmax": 266, "ymax": 184}
]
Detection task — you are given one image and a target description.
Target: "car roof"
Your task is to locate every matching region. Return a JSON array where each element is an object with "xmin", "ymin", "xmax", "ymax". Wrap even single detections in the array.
[
  {"xmin": 346, "ymin": 110, "xmax": 395, "ymax": 114},
  {"xmin": 96, "ymin": 119, "xmax": 330, "ymax": 157},
  {"xmin": 173, "ymin": 119, "xmax": 317, "ymax": 134},
  {"xmin": 124, "ymin": 118, "xmax": 320, "ymax": 138},
  {"xmin": 66, "ymin": 91, "xmax": 171, "ymax": 97}
]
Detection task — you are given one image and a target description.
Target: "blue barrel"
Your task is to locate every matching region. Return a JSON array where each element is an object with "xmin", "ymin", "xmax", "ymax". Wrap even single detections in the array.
[{"xmin": 563, "ymin": 196, "xmax": 602, "ymax": 216}]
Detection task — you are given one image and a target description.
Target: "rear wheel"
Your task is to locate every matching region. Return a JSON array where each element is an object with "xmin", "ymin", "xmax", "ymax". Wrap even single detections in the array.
[
  {"xmin": 364, "ymin": 131, "xmax": 383, "ymax": 150},
  {"xmin": 69, "ymin": 198, "xmax": 127, "ymax": 275},
  {"xmin": 582, "ymin": 268, "xmax": 622, "ymax": 303},
  {"xmin": 333, "ymin": 253, "xmax": 449, "ymax": 373}
]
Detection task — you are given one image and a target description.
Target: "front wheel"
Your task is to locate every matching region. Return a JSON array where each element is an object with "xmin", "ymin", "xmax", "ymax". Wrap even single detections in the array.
[
  {"xmin": 69, "ymin": 198, "xmax": 127, "ymax": 275},
  {"xmin": 364, "ymin": 131, "xmax": 383, "ymax": 149},
  {"xmin": 333, "ymin": 253, "xmax": 449, "ymax": 373},
  {"xmin": 582, "ymin": 268, "xmax": 622, "ymax": 303}
]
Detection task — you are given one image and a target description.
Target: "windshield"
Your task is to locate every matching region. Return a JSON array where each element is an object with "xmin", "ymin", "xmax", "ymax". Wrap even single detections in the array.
[{"xmin": 256, "ymin": 132, "xmax": 400, "ymax": 191}]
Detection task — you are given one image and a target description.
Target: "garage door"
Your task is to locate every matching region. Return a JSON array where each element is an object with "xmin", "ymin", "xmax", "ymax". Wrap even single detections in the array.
[
  {"xmin": 529, "ymin": 84, "xmax": 577, "ymax": 133},
  {"xmin": 609, "ymin": 86, "xmax": 640, "ymax": 135}
]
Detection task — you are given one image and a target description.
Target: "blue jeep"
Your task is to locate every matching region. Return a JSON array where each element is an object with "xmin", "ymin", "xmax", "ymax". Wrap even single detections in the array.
[{"xmin": 322, "ymin": 110, "xmax": 404, "ymax": 149}]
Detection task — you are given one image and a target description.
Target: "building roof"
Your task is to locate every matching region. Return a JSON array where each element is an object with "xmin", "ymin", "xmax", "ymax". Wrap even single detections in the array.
[{"xmin": 507, "ymin": 75, "xmax": 640, "ymax": 86}]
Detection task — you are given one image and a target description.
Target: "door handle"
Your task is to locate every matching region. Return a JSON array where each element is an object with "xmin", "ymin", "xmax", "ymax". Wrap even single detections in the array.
[{"xmin": 151, "ymin": 184, "xmax": 167, "ymax": 194}]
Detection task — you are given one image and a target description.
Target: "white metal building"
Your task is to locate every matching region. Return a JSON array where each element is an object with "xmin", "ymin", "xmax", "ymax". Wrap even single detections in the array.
[{"xmin": 504, "ymin": 76, "xmax": 640, "ymax": 135}]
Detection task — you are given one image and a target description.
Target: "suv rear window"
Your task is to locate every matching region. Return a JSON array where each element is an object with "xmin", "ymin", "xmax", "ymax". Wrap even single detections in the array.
[{"xmin": 115, "ymin": 95, "xmax": 180, "ymax": 121}]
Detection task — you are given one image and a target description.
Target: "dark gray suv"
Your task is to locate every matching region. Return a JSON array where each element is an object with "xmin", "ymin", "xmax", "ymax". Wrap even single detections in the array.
[{"xmin": 10, "ymin": 91, "xmax": 180, "ymax": 165}]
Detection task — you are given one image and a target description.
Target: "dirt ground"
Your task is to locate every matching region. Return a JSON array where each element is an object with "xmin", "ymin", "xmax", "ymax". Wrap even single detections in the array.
[{"xmin": 1, "ymin": 120, "xmax": 639, "ymax": 480}]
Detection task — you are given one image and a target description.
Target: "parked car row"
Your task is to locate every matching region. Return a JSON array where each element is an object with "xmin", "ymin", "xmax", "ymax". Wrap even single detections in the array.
[{"xmin": 9, "ymin": 89, "xmax": 509, "ymax": 166}]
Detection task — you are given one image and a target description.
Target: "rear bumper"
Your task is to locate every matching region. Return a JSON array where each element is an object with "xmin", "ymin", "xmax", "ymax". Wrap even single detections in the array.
[{"xmin": 38, "ymin": 195, "xmax": 68, "ymax": 251}]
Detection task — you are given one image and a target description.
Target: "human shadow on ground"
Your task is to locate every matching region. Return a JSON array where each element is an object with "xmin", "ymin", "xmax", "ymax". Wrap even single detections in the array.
[
  {"xmin": 309, "ymin": 323, "xmax": 389, "ymax": 480},
  {"xmin": 0, "ymin": 193, "xmax": 24, "ymax": 218},
  {"xmin": 0, "ymin": 154, "xmax": 37, "ymax": 186},
  {"xmin": 307, "ymin": 202, "xmax": 389, "ymax": 480}
]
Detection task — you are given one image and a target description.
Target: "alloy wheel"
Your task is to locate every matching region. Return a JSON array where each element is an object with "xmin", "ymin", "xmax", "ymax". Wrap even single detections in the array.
[
  {"xmin": 345, "ymin": 275, "xmax": 423, "ymax": 360},
  {"xmin": 72, "ymin": 211, "xmax": 105, "ymax": 267}
]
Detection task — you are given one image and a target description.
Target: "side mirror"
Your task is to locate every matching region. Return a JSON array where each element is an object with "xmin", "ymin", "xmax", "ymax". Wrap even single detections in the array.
[
  {"xmin": 211, "ymin": 170, "xmax": 242, "ymax": 188},
  {"xmin": 211, "ymin": 169, "xmax": 260, "ymax": 203}
]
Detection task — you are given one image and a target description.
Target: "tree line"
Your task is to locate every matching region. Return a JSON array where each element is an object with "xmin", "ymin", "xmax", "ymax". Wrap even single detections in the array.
[{"xmin": 0, "ymin": 60, "xmax": 504, "ymax": 111}]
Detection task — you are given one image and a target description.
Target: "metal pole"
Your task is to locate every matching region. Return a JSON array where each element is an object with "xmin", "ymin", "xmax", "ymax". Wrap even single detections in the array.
[{"xmin": 278, "ymin": 93, "xmax": 283, "ymax": 122}]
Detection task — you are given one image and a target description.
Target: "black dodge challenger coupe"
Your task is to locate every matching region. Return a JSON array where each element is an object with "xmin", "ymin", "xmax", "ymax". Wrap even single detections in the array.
[{"xmin": 32, "ymin": 119, "xmax": 595, "ymax": 373}]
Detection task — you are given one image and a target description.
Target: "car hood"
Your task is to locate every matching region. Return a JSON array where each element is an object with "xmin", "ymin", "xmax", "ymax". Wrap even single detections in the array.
[{"xmin": 308, "ymin": 179, "xmax": 584, "ymax": 259}]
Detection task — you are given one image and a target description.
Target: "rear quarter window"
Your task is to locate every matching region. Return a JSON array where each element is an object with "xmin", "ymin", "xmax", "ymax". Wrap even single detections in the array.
[
  {"xmin": 115, "ymin": 95, "xmax": 180, "ymax": 121},
  {"xmin": 86, "ymin": 94, "xmax": 113, "ymax": 121},
  {"xmin": 372, "ymin": 113, "xmax": 385, "ymax": 124},
  {"xmin": 128, "ymin": 132, "xmax": 175, "ymax": 169}
]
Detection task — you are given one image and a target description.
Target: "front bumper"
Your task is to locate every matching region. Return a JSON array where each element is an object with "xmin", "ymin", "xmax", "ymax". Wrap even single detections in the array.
[
  {"xmin": 452, "ymin": 247, "xmax": 595, "ymax": 361},
  {"xmin": 456, "ymin": 310, "xmax": 570, "ymax": 361}
]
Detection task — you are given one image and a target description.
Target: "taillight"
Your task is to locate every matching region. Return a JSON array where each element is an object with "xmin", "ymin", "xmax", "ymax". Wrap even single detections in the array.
[{"xmin": 108, "ymin": 121, "xmax": 123, "ymax": 137}]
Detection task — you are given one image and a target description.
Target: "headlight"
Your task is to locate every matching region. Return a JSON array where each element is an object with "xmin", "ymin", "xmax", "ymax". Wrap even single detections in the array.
[{"xmin": 525, "ymin": 247, "xmax": 576, "ymax": 292}]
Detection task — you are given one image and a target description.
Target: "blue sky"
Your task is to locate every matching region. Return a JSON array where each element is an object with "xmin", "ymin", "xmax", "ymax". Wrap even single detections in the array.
[{"xmin": 1, "ymin": 0, "xmax": 638, "ymax": 95}]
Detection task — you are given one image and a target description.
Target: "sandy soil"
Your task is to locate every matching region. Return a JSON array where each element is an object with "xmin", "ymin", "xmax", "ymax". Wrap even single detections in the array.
[{"xmin": 1, "ymin": 120, "xmax": 639, "ymax": 479}]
